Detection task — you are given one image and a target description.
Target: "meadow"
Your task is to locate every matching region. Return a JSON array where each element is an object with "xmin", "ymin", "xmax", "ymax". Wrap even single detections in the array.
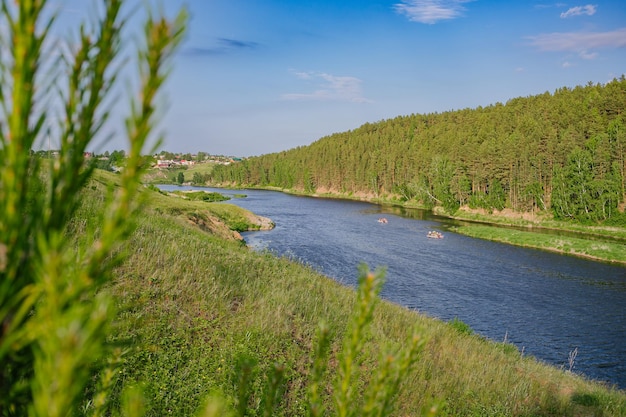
[
  {"xmin": 451, "ymin": 224, "xmax": 626, "ymax": 265},
  {"xmin": 143, "ymin": 161, "xmax": 217, "ymax": 185},
  {"xmin": 438, "ymin": 207, "xmax": 626, "ymax": 264}
]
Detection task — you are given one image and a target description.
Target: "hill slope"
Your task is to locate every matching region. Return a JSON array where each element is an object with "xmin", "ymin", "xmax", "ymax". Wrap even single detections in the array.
[{"xmin": 94, "ymin": 181, "xmax": 626, "ymax": 416}]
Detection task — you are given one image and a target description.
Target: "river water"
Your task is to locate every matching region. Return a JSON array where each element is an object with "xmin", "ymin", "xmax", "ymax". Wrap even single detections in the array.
[{"xmin": 161, "ymin": 185, "xmax": 626, "ymax": 390}]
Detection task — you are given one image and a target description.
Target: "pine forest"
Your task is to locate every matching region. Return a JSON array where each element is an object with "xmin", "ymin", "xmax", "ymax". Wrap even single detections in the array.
[{"xmin": 209, "ymin": 77, "xmax": 626, "ymax": 224}]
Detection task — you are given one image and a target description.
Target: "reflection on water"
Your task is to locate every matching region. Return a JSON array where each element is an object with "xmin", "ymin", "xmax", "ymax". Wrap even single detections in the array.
[{"xmin": 159, "ymin": 185, "xmax": 626, "ymax": 389}]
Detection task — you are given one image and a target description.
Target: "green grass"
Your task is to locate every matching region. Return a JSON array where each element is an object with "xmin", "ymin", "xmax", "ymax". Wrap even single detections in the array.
[
  {"xmin": 185, "ymin": 162, "xmax": 217, "ymax": 176},
  {"xmin": 170, "ymin": 190, "xmax": 230, "ymax": 202},
  {"xmin": 75, "ymin": 181, "xmax": 626, "ymax": 416},
  {"xmin": 452, "ymin": 224, "xmax": 626, "ymax": 264},
  {"xmin": 445, "ymin": 208, "xmax": 626, "ymax": 241},
  {"xmin": 143, "ymin": 163, "xmax": 218, "ymax": 185}
]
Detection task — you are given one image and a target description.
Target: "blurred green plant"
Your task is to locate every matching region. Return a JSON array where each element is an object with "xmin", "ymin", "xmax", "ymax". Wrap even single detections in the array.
[
  {"xmin": 225, "ymin": 265, "xmax": 435, "ymax": 417},
  {"xmin": 0, "ymin": 0, "xmax": 187, "ymax": 415},
  {"xmin": 330, "ymin": 265, "xmax": 432, "ymax": 417}
]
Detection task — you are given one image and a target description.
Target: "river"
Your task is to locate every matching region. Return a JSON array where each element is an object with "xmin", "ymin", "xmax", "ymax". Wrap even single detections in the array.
[{"xmin": 161, "ymin": 185, "xmax": 626, "ymax": 390}]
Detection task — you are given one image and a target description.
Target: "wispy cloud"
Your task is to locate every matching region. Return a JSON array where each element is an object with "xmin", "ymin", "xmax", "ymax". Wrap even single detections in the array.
[
  {"xmin": 219, "ymin": 38, "xmax": 259, "ymax": 49},
  {"xmin": 526, "ymin": 27, "xmax": 626, "ymax": 59},
  {"xmin": 282, "ymin": 71, "xmax": 372, "ymax": 103},
  {"xmin": 184, "ymin": 37, "xmax": 259, "ymax": 56},
  {"xmin": 394, "ymin": 0, "xmax": 473, "ymax": 24},
  {"xmin": 560, "ymin": 4, "xmax": 597, "ymax": 18},
  {"xmin": 533, "ymin": 3, "xmax": 568, "ymax": 10},
  {"xmin": 579, "ymin": 50, "xmax": 599, "ymax": 59}
]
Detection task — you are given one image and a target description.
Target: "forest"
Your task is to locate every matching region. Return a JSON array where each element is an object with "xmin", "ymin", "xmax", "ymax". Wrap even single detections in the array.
[{"xmin": 208, "ymin": 77, "xmax": 626, "ymax": 224}]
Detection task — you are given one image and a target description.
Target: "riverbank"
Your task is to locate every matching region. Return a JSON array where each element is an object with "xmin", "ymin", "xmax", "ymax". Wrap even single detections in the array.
[
  {"xmin": 451, "ymin": 223, "xmax": 626, "ymax": 265},
  {"xmin": 203, "ymin": 182, "xmax": 626, "ymax": 265},
  {"xmin": 438, "ymin": 206, "xmax": 626, "ymax": 265}
]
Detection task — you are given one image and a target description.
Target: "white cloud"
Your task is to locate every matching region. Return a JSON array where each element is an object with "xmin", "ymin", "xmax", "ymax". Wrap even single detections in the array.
[
  {"xmin": 394, "ymin": 0, "xmax": 473, "ymax": 24},
  {"xmin": 579, "ymin": 50, "xmax": 598, "ymax": 59},
  {"xmin": 282, "ymin": 71, "xmax": 372, "ymax": 103},
  {"xmin": 294, "ymin": 72, "xmax": 313, "ymax": 80},
  {"xmin": 526, "ymin": 27, "xmax": 626, "ymax": 59},
  {"xmin": 534, "ymin": 3, "xmax": 568, "ymax": 10},
  {"xmin": 560, "ymin": 4, "xmax": 597, "ymax": 18}
]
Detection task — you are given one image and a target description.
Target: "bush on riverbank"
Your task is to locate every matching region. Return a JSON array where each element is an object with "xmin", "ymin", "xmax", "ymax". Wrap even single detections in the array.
[{"xmin": 171, "ymin": 190, "xmax": 231, "ymax": 202}]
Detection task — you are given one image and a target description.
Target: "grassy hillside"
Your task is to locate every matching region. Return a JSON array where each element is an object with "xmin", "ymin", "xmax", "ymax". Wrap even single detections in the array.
[
  {"xmin": 79, "ymin": 173, "xmax": 626, "ymax": 416},
  {"xmin": 143, "ymin": 162, "xmax": 217, "ymax": 185}
]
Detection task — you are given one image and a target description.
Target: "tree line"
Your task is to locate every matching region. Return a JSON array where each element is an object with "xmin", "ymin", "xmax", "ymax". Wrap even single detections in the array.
[{"xmin": 209, "ymin": 77, "xmax": 626, "ymax": 224}]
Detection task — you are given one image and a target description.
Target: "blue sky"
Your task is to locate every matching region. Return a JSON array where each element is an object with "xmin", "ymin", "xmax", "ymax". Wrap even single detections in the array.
[{"xmin": 58, "ymin": 1, "xmax": 626, "ymax": 156}]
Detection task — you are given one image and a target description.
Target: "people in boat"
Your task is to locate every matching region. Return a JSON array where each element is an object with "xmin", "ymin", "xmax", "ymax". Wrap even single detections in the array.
[
  {"xmin": 427, "ymin": 230, "xmax": 443, "ymax": 239},
  {"xmin": 378, "ymin": 217, "xmax": 388, "ymax": 223}
]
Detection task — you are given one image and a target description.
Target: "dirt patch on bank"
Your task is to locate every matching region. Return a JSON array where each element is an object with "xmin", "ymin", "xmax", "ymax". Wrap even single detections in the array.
[
  {"xmin": 185, "ymin": 212, "xmax": 243, "ymax": 241},
  {"xmin": 243, "ymin": 212, "xmax": 275, "ymax": 230},
  {"xmin": 185, "ymin": 210, "xmax": 274, "ymax": 242},
  {"xmin": 458, "ymin": 206, "xmax": 548, "ymax": 223},
  {"xmin": 312, "ymin": 186, "xmax": 376, "ymax": 201}
]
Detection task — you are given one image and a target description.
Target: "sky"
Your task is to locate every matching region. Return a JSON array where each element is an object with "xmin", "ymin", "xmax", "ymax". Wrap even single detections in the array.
[{"xmin": 55, "ymin": 0, "xmax": 626, "ymax": 156}]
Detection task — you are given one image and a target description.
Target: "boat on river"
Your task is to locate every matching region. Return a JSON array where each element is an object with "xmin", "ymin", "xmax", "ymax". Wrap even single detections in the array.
[
  {"xmin": 427, "ymin": 230, "xmax": 443, "ymax": 239},
  {"xmin": 378, "ymin": 217, "xmax": 388, "ymax": 224}
]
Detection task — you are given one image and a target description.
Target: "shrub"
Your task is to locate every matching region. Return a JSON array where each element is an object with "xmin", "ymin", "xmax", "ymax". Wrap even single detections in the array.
[
  {"xmin": 449, "ymin": 316, "xmax": 474, "ymax": 335},
  {"xmin": 173, "ymin": 191, "xmax": 230, "ymax": 202}
]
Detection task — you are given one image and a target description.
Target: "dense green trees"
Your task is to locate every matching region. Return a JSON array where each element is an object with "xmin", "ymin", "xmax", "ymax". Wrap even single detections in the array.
[
  {"xmin": 210, "ymin": 77, "xmax": 626, "ymax": 224},
  {"xmin": 552, "ymin": 144, "xmax": 622, "ymax": 222}
]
